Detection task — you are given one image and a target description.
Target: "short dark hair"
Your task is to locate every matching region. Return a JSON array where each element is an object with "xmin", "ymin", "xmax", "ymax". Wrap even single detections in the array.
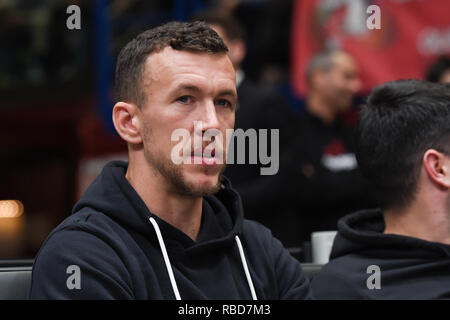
[
  {"xmin": 115, "ymin": 21, "xmax": 228, "ymax": 108},
  {"xmin": 425, "ymin": 55, "xmax": 450, "ymax": 83},
  {"xmin": 355, "ymin": 79, "xmax": 450, "ymax": 210}
]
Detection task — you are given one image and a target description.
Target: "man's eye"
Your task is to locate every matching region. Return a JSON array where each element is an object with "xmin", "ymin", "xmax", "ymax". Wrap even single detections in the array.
[
  {"xmin": 217, "ymin": 99, "xmax": 232, "ymax": 108},
  {"xmin": 176, "ymin": 96, "xmax": 192, "ymax": 104}
]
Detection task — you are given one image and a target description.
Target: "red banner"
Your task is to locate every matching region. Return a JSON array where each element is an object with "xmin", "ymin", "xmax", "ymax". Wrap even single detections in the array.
[{"xmin": 291, "ymin": 0, "xmax": 450, "ymax": 96}]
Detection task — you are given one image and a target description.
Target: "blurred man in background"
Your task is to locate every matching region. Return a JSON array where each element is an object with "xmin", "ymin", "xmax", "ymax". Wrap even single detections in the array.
[
  {"xmin": 195, "ymin": 12, "xmax": 302, "ymax": 248},
  {"xmin": 291, "ymin": 49, "xmax": 373, "ymax": 243},
  {"xmin": 312, "ymin": 80, "xmax": 450, "ymax": 299}
]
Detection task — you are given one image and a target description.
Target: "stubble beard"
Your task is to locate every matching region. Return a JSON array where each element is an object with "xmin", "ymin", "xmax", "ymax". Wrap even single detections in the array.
[{"xmin": 142, "ymin": 123, "xmax": 225, "ymax": 197}]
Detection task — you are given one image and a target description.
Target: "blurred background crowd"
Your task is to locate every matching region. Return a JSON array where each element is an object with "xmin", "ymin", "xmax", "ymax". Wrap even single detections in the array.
[{"xmin": 1, "ymin": 0, "xmax": 449, "ymax": 261}]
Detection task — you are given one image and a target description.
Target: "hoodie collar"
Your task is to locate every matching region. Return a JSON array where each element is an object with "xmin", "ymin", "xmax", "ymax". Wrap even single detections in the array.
[
  {"xmin": 73, "ymin": 161, "xmax": 244, "ymax": 252},
  {"xmin": 331, "ymin": 209, "xmax": 450, "ymax": 259}
]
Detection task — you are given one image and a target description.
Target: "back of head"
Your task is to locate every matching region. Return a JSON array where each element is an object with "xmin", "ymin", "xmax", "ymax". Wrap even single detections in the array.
[
  {"xmin": 355, "ymin": 79, "xmax": 450, "ymax": 210},
  {"xmin": 114, "ymin": 21, "xmax": 228, "ymax": 109}
]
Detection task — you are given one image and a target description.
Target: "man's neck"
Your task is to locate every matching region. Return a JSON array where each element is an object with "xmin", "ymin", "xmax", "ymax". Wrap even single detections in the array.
[
  {"xmin": 306, "ymin": 93, "xmax": 336, "ymax": 125},
  {"xmin": 126, "ymin": 159, "xmax": 203, "ymax": 241},
  {"xmin": 383, "ymin": 201, "xmax": 450, "ymax": 245}
]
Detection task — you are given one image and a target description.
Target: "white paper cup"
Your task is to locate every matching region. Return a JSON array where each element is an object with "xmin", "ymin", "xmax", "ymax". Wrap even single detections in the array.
[{"xmin": 311, "ymin": 231, "xmax": 337, "ymax": 264}]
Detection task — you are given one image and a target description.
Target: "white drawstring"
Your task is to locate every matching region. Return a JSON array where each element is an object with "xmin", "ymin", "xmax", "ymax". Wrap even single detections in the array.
[
  {"xmin": 149, "ymin": 217, "xmax": 257, "ymax": 300},
  {"xmin": 149, "ymin": 217, "xmax": 181, "ymax": 300},
  {"xmin": 235, "ymin": 235, "xmax": 258, "ymax": 300}
]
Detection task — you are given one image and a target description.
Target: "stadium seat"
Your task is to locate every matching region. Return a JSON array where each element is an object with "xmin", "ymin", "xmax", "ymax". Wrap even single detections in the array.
[{"xmin": 0, "ymin": 260, "xmax": 33, "ymax": 300}]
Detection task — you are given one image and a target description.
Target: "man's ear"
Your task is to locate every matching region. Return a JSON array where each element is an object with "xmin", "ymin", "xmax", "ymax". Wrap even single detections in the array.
[
  {"xmin": 423, "ymin": 149, "xmax": 450, "ymax": 189},
  {"xmin": 112, "ymin": 102, "xmax": 143, "ymax": 144}
]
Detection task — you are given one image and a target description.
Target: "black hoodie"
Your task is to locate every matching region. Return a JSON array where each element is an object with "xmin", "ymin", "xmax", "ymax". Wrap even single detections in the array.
[
  {"xmin": 29, "ymin": 161, "xmax": 312, "ymax": 300},
  {"xmin": 311, "ymin": 209, "xmax": 450, "ymax": 299}
]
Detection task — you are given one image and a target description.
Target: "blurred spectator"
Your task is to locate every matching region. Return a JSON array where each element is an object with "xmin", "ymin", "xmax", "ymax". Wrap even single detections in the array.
[
  {"xmin": 426, "ymin": 55, "xmax": 450, "ymax": 83},
  {"xmin": 312, "ymin": 80, "xmax": 450, "ymax": 299},
  {"xmin": 193, "ymin": 12, "xmax": 302, "ymax": 247},
  {"xmin": 291, "ymin": 49, "xmax": 373, "ymax": 242}
]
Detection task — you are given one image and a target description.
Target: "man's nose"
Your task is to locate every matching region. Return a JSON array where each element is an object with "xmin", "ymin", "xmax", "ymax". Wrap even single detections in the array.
[{"xmin": 200, "ymin": 100, "xmax": 220, "ymax": 131}]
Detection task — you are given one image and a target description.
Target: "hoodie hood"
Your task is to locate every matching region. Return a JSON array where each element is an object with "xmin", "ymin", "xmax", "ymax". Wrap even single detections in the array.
[
  {"xmin": 73, "ymin": 161, "xmax": 244, "ymax": 254},
  {"xmin": 331, "ymin": 209, "xmax": 450, "ymax": 259},
  {"xmin": 312, "ymin": 209, "xmax": 450, "ymax": 299}
]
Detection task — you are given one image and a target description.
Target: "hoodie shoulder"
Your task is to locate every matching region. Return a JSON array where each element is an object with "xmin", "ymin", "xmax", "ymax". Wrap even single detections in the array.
[
  {"xmin": 55, "ymin": 209, "xmax": 129, "ymax": 238},
  {"xmin": 29, "ymin": 210, "xmax": 136, "ymax": 299}
]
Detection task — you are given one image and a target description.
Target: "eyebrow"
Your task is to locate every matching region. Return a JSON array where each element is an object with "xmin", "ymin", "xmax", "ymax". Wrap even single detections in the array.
[
  {"xmin": 218, "ymin": 90, "xmax": 238, "ymax": 98},
  {"xmin": 173, "ymin": 84, "xmax": 237, "ymax": 98},
  {"xmin": 175, "ymin": 84, "xmax": 201, "ymax": 93}
]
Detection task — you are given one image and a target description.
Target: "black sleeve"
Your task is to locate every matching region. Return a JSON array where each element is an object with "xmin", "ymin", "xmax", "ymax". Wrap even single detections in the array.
[{"xmin": 29, "ymin": 228, "xmax": 134, "ymax": 300}]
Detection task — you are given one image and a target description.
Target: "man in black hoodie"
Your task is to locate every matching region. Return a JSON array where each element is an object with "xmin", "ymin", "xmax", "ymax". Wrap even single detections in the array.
[
  {"xmin": 312, "ymin": 80, "xmax": 450, "ymax": 299},
  {"xmin": 29, "ymin": 21, "xmax": 312, "ymax": 300}
]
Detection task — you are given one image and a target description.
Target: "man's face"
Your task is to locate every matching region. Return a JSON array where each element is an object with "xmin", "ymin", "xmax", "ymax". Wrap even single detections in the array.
[
  {"xmin": 137, "ymin": 47, "xmax": 236, "ymax": 197},
  {"xmin": 319, "ymin": 52, "xmax": 362, "ymax": 113}
]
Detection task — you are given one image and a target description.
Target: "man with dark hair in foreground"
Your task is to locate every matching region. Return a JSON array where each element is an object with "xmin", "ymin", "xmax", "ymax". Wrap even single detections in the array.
[
  {"xmin": 29, "ymin": 21, "xmax": 312, "ymax": 299},
  {"xmin": 312, "ymin": 80, "xmax": 450, "ymax": 299}
]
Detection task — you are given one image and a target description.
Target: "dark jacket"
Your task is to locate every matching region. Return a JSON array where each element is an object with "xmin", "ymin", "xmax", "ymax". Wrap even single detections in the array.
[
  {"xmin": 312, "ymin": 209, "xmax": 450, "ymax": 299},
  {"xmin": 291, "ymin": 109, "xmax": 373, "ymax": 242},
  {"xmin": 29, "ymin": 161, "xmax": 312, "ymax": 300}
]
